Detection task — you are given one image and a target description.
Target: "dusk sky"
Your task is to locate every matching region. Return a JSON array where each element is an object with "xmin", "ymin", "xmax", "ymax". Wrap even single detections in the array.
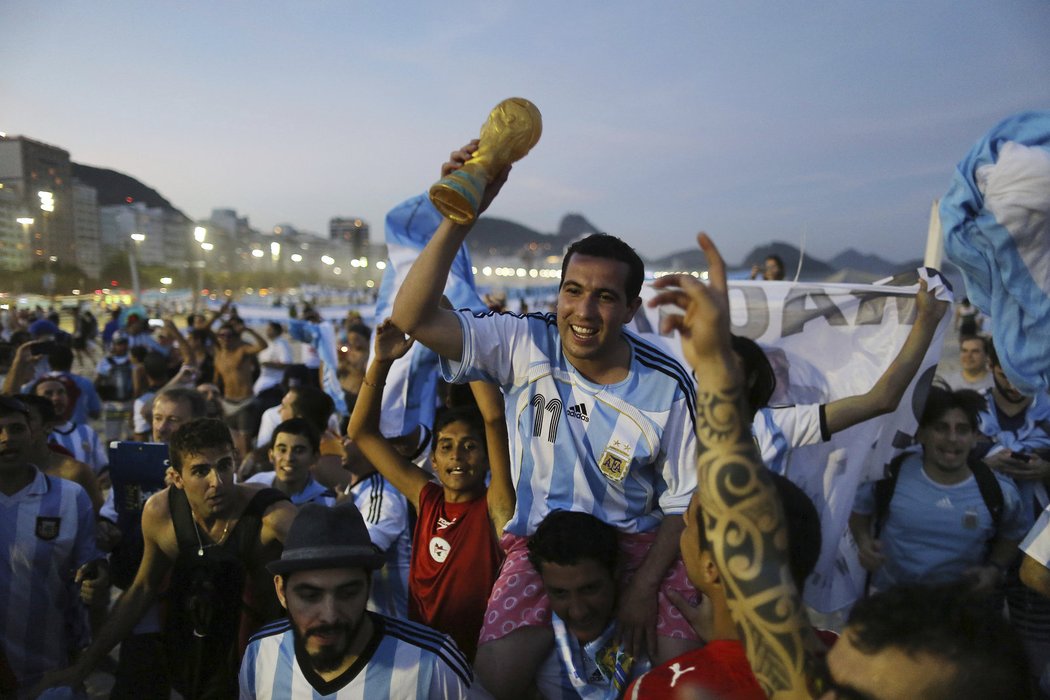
[{"xmin": 3, "ymin": 1, "xmax": 1049, "ymax": 264}]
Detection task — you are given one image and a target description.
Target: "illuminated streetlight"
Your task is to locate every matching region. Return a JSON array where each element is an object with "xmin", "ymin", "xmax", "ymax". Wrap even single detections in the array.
[
  {"xmin": 16, "ymin": 217, "xmax": 34, "ymax": 225},
  {"xmin": 251, "ymin": 249, "xmax": 264, "ymax": 258},
  {"xmin": 201, "ymin": 242, "xmax": 214, "ymax": 251},
  {"xmin": 290, "ymin": 253, "xmax": 303, "ymax": 263},
  {"xmin": 194, "ymin": 226, "xmax": 207, "ymax": 243},
  {"xmin": 376, "ymin": 261, "xmax": 387, "ymax": 270},
  {"xmin": 130, "ymin": 233, "xmax": 146, "ymax": 242},
  {"xmin": 160, "ymin": 277, "xmax": 173, "ymax": 285},
  {"xmin": 270, "ymin": 241, "xmax": 280, "ymax": 260},
  {"xmin": 321, "ymin": 255, "xmax": 335, "ymax": 266}
]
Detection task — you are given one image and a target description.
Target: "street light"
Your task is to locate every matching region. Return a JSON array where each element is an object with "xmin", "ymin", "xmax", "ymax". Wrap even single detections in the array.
[
  {"xmin": 251, "ymin": 249, "xmax": 264, "ymax": 258},
  {"xmin": 290, "ymin": 253, "xmax": 303, "ymax": 263},
  {"xmin": 321, "ymin": 255, "xmax": 335, "ymax": 266},
  {"xmin": 15, "ymin": 217, "xmax": 34, "ymax": 225},
  {"xmin": 129, "ymin": 233, "xmax": 146, "ymax": 300},
  {"xmin": 194, "ymin": 226, "xmax": 207, "ymax": 243},
  {"xmin": 160, "ymin": 277, "xmax": 173, "ymax": 285},
  {"xmin": 201, "ymin": 242, "xmax": 214, "ymax": 251}
]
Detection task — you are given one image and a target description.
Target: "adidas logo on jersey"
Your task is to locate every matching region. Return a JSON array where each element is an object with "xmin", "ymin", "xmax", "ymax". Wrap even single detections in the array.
[{"xmin": 567, "ymin": 403, "xmax": 589, "ymax": 421}]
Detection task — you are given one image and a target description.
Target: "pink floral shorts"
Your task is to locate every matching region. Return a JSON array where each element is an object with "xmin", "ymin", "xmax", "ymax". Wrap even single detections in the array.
[{"xmin": 478, "ymin": 530, "xmax": 700, "ymax": 643}]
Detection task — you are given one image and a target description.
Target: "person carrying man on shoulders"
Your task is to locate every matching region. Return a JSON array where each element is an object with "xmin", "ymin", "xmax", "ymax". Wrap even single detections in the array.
[{"xmin": 391, "ymin": 141, "xmax": 699, "ymax": 696}]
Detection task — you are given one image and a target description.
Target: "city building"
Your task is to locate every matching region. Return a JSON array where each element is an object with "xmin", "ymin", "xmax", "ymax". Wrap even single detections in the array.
[{"xmin": 0, "ymin": 135, "xmax": 76, "ymax": 270}]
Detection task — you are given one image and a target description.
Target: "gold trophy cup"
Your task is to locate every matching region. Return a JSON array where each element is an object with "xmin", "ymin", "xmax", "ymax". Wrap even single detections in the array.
[{"xmin": 429, "ymin": 97, "xmax": 542, "ymax": 225}]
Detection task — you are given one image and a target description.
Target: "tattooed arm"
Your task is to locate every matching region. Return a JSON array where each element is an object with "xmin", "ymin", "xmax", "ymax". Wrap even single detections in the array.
[{"xmin": 649, "ymin": 233, "xmax": 821, "ymax": 699}]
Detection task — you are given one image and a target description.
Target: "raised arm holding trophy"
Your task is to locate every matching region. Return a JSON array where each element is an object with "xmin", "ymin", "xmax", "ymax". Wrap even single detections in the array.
[{"xmin": 428, "ymin": 97, "xmax": 542, "ymax": 224}]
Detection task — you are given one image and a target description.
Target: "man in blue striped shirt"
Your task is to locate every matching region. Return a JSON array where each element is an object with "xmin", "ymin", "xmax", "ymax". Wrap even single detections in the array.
[
  {"xmin": 240, "ymin": 502, "xmax": 472, "ymax": 698},
  {"xmin": 0, "ymin": 395, "xmax": 107, "ymax": 695},
  {"xmin": 393, "ymin": 142, "xmax": 699, "ymax": 697}
]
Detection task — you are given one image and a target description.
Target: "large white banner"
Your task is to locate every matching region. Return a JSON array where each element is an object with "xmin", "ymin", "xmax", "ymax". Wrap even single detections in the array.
[{"xmin": 635, "ymin": 275, "xmax": 952, "ymax": 613}]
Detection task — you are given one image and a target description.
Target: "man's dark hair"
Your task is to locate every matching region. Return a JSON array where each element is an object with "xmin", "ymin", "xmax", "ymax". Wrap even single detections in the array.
[
  {"xmin": 266, "ymin": 321, "xmax": 283, "ymax": 336},
  {"xmin": 731, "ymin": 335, "xmax": 776, "ymax": 416},
  {"xmin": 14, "ymin": 393, "xmax": 57, "ymax": 425},
  {"xmin": 560, "ymin": 233, "xmax": 644, "ymax": 302},
  {"xmin": 0, "ymin": 395, "xmax": 30, "ymax": 422},
  {"xmin": 527, "ymin": 511, "xmax": 619, "ymax": 577},
  {"xmin": 919, "ymin": 386, "xmax": 985, "ymax": 432},
  {"xmin": 987, "ymin": 340, "xmax": 1002, "ymax": 369},
  {"xmin": 47, "ymin": 344, "xmax": 74, "ymax": 371},
  {"xmin": 288, "ymin": 386, "xmax": 334, "ymax": 432},
  {"xmin": 346, "ymin": 323, "xmax": 371, "ymax": 340},
  {"xmin": 154, "ymin": 387, "xmax": 207, "ymax": 420},
  {"xmin": 271, "ymin": 417, "xmax": 321, "ymax": 454},
  {"xmin": 958, "ymin": 334, "xmax": 987, "ymax": 352},
  {"xmin": 432, "ymin": 406, "xmax": 487, "ymax": 452},
  {"xmin": 846, "ymin": 583, "xmax": 1031, "ymax": 700},
  {"xmin": 694, "ymin": 472, "xmax": 820, "ymax": 590},
  {"xmin": 143, "ymin": 351, "xmax": 169, "ymax": 382},
  {"xmin": 169, "ymin": 418, "xmax": 234, "ymax": 473}
]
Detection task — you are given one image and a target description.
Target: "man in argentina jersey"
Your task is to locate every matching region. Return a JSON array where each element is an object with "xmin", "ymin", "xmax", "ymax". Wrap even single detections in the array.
[
  {"xmin": 741, "ymin": 282, "xmax": 948, "ymax": 476},
  {"xmin": 240, "ymin": 502, "xmax": 472, "ymax": 699},
  {"xmin": 392, "ymin": 142, "xmax": 698, "ymax": 697},
  {"xmin": 0, "ymin": 395, "xmax": 108, "ymax": 694},
  {"xmin": 344, "ymin": 461, "xmax": 412, "ymax": 619}
]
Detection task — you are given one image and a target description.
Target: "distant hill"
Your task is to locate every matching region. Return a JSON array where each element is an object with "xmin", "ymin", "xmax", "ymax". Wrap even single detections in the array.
[
  {"xmin": 468, "ymin": 213, "xmax": 603, "ymax": 258},
  {"xmin": 72, "ymin": 163, "xmax": 190, "ymax": 221}
]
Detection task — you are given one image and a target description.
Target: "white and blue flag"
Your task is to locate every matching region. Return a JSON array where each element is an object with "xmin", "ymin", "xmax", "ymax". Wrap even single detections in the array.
[
  {"xmin": 373, "ymin": 193, "xmax": 486, "ymax": 438},
  {"xmin": 941, "ymin": 111, "xmax": 1050, "ymax": 394}
]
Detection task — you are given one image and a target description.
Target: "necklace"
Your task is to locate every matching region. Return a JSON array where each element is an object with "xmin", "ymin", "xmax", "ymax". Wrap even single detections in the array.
[{"xmin": 191, "ymin": 511, "xmax": 232, "ymax": 557}]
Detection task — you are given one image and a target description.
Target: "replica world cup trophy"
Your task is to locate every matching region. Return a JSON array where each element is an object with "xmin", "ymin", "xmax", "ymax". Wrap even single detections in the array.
[{"xmin": 429, "ymin": 97, "xmax": 542, "ymax": 225}]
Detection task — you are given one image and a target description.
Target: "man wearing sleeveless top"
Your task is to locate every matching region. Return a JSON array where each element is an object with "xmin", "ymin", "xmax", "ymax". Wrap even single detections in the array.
[{"xmin": 37, "ymin": 418, "xmax": 297, "ymax": 698}]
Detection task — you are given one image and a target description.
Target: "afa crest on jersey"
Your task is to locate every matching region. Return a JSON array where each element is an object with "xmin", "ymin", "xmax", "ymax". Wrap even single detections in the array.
[{"xmin": 598, "ymin": 440, "xmax": 633, "ymax": 482}]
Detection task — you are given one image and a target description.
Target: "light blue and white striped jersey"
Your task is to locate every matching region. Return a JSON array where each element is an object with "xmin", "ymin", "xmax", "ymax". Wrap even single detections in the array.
[
  {"xmin": 239, "ymin": 613, "xmax": 472, "ymax": 699},
  {"xmin": 0, "ymin": 469, "xmax": 100, "ymax": 688},
  {"xmin": 441, "ymin": 310, "xmax": 697, "ymax": 536},
  {"xmin": 346, "ymin": 473, "xmax": 411, "ymax": 618},
  {"xmin": 752, "ymin": 404, "xmax": 828, "ymax": 476},
  {"xmin": 246, "ymin": 471, "xmax": 337, "ymax": 507},
  {"xmin": 49, "ymin": 421, "xmax": 107, "ymax": 475}
]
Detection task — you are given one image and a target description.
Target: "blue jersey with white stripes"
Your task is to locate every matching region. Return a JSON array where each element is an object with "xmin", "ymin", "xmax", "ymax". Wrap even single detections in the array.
[
  {"xmin": 49, "ymin": 420, "xmax": 107, "ymax": 474},
  {"xmin": 441, "ymin": 310, "xmax": 697, "ymax": 536},
  {"xmin": 239, "ymin": 613, "xmax": 472, "ymax": 699},
  {"xmin": 0, "ymin": 469, "xmax": 100, "ymax": 688},
  {"xmin": 347, "ymin": 473, "xmax": 411, "ymax": 617}
]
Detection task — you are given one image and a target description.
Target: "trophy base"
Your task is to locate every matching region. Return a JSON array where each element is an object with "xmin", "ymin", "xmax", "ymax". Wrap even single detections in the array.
[{"xmin": 429, "ymin": 166, "xmax": 489, "ymax": 225}]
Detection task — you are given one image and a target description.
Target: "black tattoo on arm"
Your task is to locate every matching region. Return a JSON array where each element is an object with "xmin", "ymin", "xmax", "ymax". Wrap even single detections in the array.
[{"xmin": 695, "ymin": 384, "xmax": 821, "ymax": 698}]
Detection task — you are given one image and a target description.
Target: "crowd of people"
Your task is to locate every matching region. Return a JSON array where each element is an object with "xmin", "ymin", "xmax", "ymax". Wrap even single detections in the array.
[{"xmin": 0, "ymin": 141, "xmax": 1047, "ymax": 700}]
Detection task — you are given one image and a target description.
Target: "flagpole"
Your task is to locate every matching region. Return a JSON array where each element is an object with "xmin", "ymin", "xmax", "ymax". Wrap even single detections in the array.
[{"xmin": 923, "ymin": 199, "xmax": 943, "ymax": 269}]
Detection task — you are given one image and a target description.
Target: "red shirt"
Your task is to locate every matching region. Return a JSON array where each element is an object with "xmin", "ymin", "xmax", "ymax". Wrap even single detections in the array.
[
  {"xmin": 625, "ymin": 640, "xmax": 765, "ymax": 700},
  {"xmin": 408, "ymin": 482, "xmax": 502, "ymax": 660}
]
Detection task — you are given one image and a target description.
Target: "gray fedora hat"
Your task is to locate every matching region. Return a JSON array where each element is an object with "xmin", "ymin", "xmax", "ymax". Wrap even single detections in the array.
[{"xmin": 268, "ymin": 502, "xmax": 385, "ymax": 575}]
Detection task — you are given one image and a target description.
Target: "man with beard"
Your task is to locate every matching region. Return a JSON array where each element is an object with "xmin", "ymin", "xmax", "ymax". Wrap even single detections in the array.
[{"xmin": 240, "ymin": 502, "xmax": 473, "ymax": 698}]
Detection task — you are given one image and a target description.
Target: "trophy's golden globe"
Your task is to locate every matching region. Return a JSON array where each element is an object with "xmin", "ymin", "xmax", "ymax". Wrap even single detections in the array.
[{"xmin": 429, "ymin": 98, "xmax": 542, "ymax": 224}]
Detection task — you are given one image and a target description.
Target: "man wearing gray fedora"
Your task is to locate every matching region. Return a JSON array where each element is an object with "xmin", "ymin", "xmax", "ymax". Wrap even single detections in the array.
[{"xmin": 239, "ymin": 502, "xmax": 475, "ymax": 698}]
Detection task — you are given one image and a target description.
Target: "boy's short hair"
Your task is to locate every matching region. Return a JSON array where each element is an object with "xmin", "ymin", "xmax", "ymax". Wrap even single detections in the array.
[
  {"xmin": 287, "ymin": 386, "xmax": 334, "ymax": 432},
  {"xmin": 527, "ymin": 510, "xmax": 619, "ymax": 578},
  {"xmin": 919, "ymin": 386, "xmax": 985, "ymax": 432},
  {"xmin": 169, "ymin": 418, "xmax": 234, "ymax": 473},
  {"xmin": 271, "ymin": 417, "xmax": 321, "ymax": 454},
  {"xmin": 14, "ymin": 393, "xmax": 58, "ymax": 425},
  {"xmin": 432, "ymin": 406, "xmax": 487, "ymax": 451}
]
